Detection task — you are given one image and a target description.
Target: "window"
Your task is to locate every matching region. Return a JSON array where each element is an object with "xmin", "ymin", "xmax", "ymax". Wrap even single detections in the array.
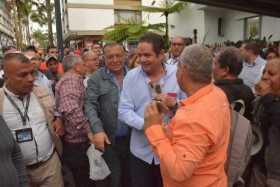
[
  {"xmin": 114, "ymin": 10, "xmax": 141, "ymax": 24},
  {"xmin": 244, "ymin": 16, "xmax": 261, "ymax": 40}
]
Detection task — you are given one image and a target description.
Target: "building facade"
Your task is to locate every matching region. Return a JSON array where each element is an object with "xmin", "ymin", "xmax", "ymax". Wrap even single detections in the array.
[
  {"xmin": 61, "ymin": 0, "xmax": 142, "ymax": 44},
  {"xmin": 60, "ymin": 0, "xmax": 280, "ymax": 45},
  {"xmin": 0, "ymin": 0, "xmax": 14, "ymax": 50},
  {"xmin": 168, "ymin": 3, "xmax": 280, "ymax": 44}
]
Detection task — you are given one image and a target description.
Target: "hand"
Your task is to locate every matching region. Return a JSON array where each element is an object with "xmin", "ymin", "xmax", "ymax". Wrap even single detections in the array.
[
  {"xmin": 88, "ymin": 132, "xmax": 111, "ymax": 151},
  {"xmin": 144, "ymin": 101, "xmax": 163, "ymax": 131},
  {"xmin": 52, "ymin": 118, "xmax": 64, "ymax": 136},
  {"xmin": 255, "ymin": 80, "xmax": 272, "ymax": 96},
  {"xmin": 154, "ymin": 93, "xmax": 177, "ymax": 110}
]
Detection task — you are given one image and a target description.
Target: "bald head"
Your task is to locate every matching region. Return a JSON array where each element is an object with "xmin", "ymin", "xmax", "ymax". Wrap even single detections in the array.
[
  {"xmin": 179, "ymin": 44, "xmax": 213, "ymax": 83},
  {"xmin": 3, "ymin": 53, "xmax": 35, "ymax": 96}
]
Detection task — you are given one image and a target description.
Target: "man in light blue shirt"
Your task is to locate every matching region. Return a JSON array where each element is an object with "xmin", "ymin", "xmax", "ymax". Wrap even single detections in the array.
[
  {"xmin": 119, "ymin": 32, "xmax": 184, "ymax": 187},
  {"xmin": 23, "ymin": 46, "xmax": 54, "ymax": 97},
  {"xmin": 239, "ymin": 42, "xmax": 266, "ymax": 92}
]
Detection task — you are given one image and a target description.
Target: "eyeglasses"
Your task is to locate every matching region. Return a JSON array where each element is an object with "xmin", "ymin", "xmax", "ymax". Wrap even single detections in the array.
[{"xmin": 171, "ymin": 42, "xmax": 184, "ymax": 46}]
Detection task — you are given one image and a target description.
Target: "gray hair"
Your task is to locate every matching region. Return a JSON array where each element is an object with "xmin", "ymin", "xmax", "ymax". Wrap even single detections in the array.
[
  {"xmin": 179, "ymin": 44, "xmax": 213, "ymax": 83},
  {"xmin": 171, "ymin": 36, "xmax": 186, "ymax": 44},
  {"xmin": 62, "ymin": 55, "xmax": 83, "ymax": 71},
  {"xmin": 81, "ymin": 51, "xmax": 97, "ymax": 61}
]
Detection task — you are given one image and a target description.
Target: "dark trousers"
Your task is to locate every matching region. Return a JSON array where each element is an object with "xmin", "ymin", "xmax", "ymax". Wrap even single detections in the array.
[
  {"xmin": 95, "ymin": 135, "xmax": 130, "ymax": 187},
  {"xmin": 62, "ymin": 141, "xmax": 95, "ymax": 187},
  {"xmin": 130, "ymin": 153, "xmax": 163, "ymax": 187}
]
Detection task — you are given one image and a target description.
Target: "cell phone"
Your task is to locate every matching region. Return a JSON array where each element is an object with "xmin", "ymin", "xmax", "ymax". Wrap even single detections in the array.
[{"xmin": 155, "ymin": 84, "xmax": 161, "ymax": 94}]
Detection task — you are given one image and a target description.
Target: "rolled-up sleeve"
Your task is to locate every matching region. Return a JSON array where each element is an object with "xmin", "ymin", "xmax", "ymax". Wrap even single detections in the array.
[
  {"xmin": 118, "ymin": 75, "xmax": 144, "ymax": 130},
  {"xmin": 145, "ymin": 122, "xmax": 211, "ymax": 183}
]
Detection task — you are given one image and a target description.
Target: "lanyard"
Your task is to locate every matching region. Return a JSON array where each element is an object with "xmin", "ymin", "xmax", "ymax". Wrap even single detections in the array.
[{"xmin": 4, "ymin": 91, "xmax": 31, "ymax": 126}]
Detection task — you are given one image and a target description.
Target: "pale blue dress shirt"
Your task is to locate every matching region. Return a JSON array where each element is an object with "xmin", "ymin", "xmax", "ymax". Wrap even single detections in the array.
[
  {"xmin": 239, "ymin": 56, "xmax": 266, "ymax": 92},
  {"xmin": 118, "ymin": 64, "xmax": 185, "ymax": 164}
]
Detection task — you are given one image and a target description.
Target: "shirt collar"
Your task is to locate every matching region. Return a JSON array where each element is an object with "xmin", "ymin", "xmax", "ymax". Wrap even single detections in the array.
[
  {"xmin": 65, "ymin": 71, "xmax": 84, "ymax": 80},
  {"xmin": 244, "ymin": 55, "xmax": 262, "ymax": 67},
  {"xmin": 140, "ymin": 63, "xmax": 169, "ymax": 84},
  {"xmin": 3, "ymin": 86, "xmax": 29, "ymax": 101},
  {"xmin": 180, "ymin": 84, "xmax": 213, "ymax": 106},
  {"xmin": 214, "ymin": 78, "xmax": 243, "ymax": 86},
  {"xmin": 105, "ymin": 66, "xmax": 127, "ymax": 78},
  {"xmin": 3, "ymin": 86, "xmax": 19, "ymax": 97}
]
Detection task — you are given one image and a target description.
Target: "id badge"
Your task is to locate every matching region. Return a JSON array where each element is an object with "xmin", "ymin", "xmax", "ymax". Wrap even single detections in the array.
[{"xmin": 15, "ymin": 128, "xmax": 33, "ymax": 143}]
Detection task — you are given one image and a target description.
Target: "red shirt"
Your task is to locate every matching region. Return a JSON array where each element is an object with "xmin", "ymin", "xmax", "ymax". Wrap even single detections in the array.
[{"xmin": 40, "ymin": 62, "xmax": 64, "ymax": 74}]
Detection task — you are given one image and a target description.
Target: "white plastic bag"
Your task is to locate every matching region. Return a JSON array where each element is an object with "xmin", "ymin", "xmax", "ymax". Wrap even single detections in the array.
[{"xmin": 87, "ymin": 144, "xmax": 111, "ymax": 181}]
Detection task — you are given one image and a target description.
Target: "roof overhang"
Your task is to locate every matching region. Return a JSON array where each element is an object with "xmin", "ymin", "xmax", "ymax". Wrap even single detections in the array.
[
  {"xmin": 180, "ymin": 0, "xmax": 280, "ymax": 17},
  {"xmin": 64, "ymin": 30, "xmax": 104, "ymax": 42}
]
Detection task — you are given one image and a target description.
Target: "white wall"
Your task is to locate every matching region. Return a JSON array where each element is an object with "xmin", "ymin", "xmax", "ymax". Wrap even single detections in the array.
[
  {"xmin": 222, "ymin": 11, "xmax": 280, "ymax": 42},
  {"xmin": 68, "ymin": 0, "xmax": 113, "ymax": 5},
  {"xmin": 203, "ymin": 9, "xmax": 226, "ymax": 44},
  {"xmin": 262, "ymin": 16, "xmax": 280, "ymax": 41},
  {"xmin": 168, "ymin": 4, "xmax": 205, "ymax": 43},
  {"xmin": 68, "ymin": 8, "xmax": 114, "ymax": 31},
  {"xmin": 168, "ymin": 4, "xmax": 280, "ymax": 44},
  {"xmin": 141, "ymin": 0, "xmax": 165, "ymax": 25},
  {"xmin": 222, "ymin": 10, "xmax": 247, "ymax": 42}
]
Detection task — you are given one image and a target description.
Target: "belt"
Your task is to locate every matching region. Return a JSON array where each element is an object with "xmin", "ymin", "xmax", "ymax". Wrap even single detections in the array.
[{"xmin": 26, "ymin": 150, "xmax": 55, "ymax": 170}]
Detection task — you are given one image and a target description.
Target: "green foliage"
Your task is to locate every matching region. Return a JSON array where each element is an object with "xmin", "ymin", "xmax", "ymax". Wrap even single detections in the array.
[
  {"xmin": 104, "ymin": 20, "xmax": 165, "ymax": 43},
  {"xmin": 32, "ymin": 29, "xmax": 48, "ymax": 48},
  {"xmin": 141, "ymin": 1, "xmax": 186, "ymax": 47},
  {"xmin": 31, "ymin": 0, "xmax": 54, "ymax": 46},
  {"xmin": 141, "ymin": 1, "xmax": 185, "ymax": 15},
  {"xmin": 19, "ymin": 0, "xmax": 33, "ymax": 22},
  {"xmin": 30, "ymin": 0, "xmax": 54, "ymax": 27}
]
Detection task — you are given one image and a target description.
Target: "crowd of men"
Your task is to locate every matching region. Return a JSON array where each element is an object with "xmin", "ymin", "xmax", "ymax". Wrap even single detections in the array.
[{"xmin": 0, "ymin": 32, "xmax": 280, "ymax": 187}]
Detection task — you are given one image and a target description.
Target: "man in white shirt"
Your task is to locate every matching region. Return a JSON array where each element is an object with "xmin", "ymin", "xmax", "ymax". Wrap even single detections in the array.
[
  {"xmin": 1, "ymin": 53, "xmax": 63, "ymax": 187},
  {"xmin": 165, "ymin": 36, "xmax": 186, "ymax": 65},
  {"xmin": 239, "ymin": 42, "xmax": 266, "ymax": 92},
  {"xmin": 81, "ymin": 50, "xmax": 99, "ymax": 87}
]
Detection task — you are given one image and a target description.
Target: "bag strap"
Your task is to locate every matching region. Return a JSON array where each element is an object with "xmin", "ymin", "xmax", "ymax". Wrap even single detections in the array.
[
  {"xmin": 0, "ymin": 88, "xmax": 4, "ymax": 114},
  {"xmin": 226, "ymin": 107, "xmax": 239, "ymax": 172},
  {"xmin": 231, "ymin": 99, "xmax": 245, "ymax": 115}
]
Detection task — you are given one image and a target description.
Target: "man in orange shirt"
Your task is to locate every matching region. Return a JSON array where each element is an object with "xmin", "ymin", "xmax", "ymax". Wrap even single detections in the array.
[
  {"xmin": 144, "ymin": 45, "xmax": 231, "ymax": 187},
  {"xmin": 40, "ymin": 46, "xmax": 64, "ymax": 74}
]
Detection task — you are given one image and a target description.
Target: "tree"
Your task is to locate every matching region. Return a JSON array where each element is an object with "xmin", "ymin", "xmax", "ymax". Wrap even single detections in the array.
[
  {"xmin": 104, "ymin": 20, "xmax": 165, "ymax": 43},
  {"xmin": 141, "ymin": 0, "xmax": 185, "ymax": 44},
  {"xmin": 31, "ymin": 0, "xmax": 54, "ymax": 46},
  {"xmin": 19, "ymin": 0, "xmax": 33, "ymax": 45},
  {"xmin": 10, "ymin": 0, "xmax": 24, "ymax": 49},
  {"xmin": 32, "ymin": 29, "xmax": 48, "ymax": 48},
  {"xmin": 9, "ymin": 0, "xmax": 43, "ymax": 48}
]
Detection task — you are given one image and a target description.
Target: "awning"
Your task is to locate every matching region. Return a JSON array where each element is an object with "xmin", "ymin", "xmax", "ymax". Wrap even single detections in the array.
[{"xmin": 180, "ymin": 0, "xmax": 280, "ymax": 17}]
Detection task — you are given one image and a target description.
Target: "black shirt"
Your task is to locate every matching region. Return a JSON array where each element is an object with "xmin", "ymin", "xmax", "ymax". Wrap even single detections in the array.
[{"xmin": 215, "ymin": 78, "xmax": 255, "ymax": 121}]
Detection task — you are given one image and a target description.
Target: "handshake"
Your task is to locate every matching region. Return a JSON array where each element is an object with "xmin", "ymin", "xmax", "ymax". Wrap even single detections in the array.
[
  {"xmin": 144, "ymin": 93, "xmax": 178, "ymax": 131},
  {"xmin": 152, "ymin": 93, "xmax": 178, "ymax": 113}
]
